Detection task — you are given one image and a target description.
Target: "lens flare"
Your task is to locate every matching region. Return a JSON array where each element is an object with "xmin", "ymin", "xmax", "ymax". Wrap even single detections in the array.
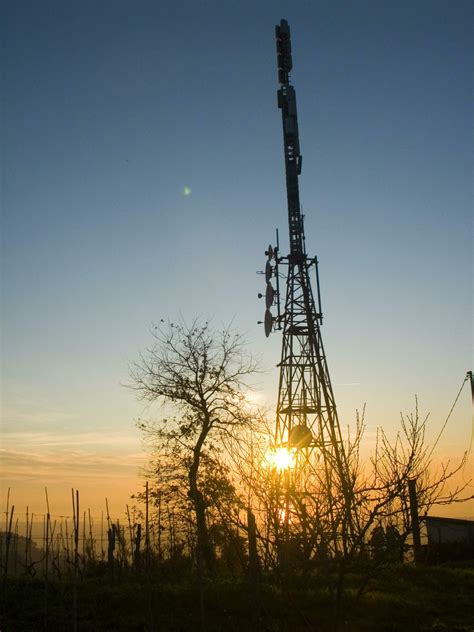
[
  {"xmin": 268, "ymin": 447, "xmax": 295, "ymax": 471},
  {"xmin": 183, "ymin": 186, "xmax": 192, "ymax": 196}
]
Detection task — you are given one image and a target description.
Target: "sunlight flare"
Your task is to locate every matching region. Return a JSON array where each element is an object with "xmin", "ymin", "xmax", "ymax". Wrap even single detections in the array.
[{"xmin": 266, "ymin": 446, "xmax": 295, "ymax": 471}]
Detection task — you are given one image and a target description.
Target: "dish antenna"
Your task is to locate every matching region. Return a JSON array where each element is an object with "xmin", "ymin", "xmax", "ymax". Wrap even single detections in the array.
[
  {"xmin": 257, "ymin": 235, "xmax": 282, "ymax": 333},
  {"xmin": 289, "ymin": 425, "xmax": 313, "ymax": 449},
  {"xmin": 264, "ymin": 308, "xmax": 273, "ymax": 337},
  {"xmin": 266, "ymin": 282, "xmax": 275, "ymax": 308},
  {"xmin": 265, "ymin": 260, "xmax": 272, "ymax": 282}
]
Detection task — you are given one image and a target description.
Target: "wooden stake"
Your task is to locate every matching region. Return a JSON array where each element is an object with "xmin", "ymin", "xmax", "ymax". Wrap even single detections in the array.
[
  {"xmin": 13, "ymin": 519, "xmax": 18, "ymax": 577},
  {"xmin": 145, "ymin": 481, "xmax": 150, "ymax": 553},
  {"xmin": 101, "ymin": 510, "xmax": 104, "ymax": 561},
  {"xmin": 126, "ymin": 504, "xmax": 133, "ymax": 566},
  {"xmin": 408, "ymin": 478, "xmax": 422, "ymax": 563},
  {"xmin": 88, "ymin": 508, "xmax": 94, "ymax": 562},
  {"xmin": 25, "ymin": 506, "xmax": 29, "ymax": 569},
  {"xmin": 45, "ymin": 488, "xmax": 50, "ymax": 579},
  {"xmin": 2, "ymin": 505, "xmax": 14, "ymax": 591}
]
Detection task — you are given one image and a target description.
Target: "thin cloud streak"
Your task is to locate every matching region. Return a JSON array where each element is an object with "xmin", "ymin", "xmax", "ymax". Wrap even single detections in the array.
[
  {"xmin": 1, "ymin": 447, "xmax": 145, "ymax": 482},
  {"xmin": 1, "ymin": 429, "xmax": 141, "ymax": 448}
]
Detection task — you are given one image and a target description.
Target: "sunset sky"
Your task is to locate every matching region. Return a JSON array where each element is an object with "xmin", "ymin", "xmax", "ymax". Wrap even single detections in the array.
[{"xmin": 2, "ymin": 0, "xmax": 472, "ymax": 521}]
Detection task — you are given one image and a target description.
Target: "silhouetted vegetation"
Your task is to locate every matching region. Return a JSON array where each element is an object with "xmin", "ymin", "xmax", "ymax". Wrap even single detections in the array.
[
  {"xmin": 2, "ymin": 321, "xmax": 472, "ymax": 630},
  {"xmin": 3, "ymin": 561, "xmax": 474, "ymax": 631}
]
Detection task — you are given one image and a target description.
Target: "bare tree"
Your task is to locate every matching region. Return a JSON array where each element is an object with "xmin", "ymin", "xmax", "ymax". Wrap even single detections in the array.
[
  {"xmin": 130, "ymin": 318, "xmax": 259, "ymax": 574},
  {"xmin": 366, "ymin": 398, "xmax": 471, "ymax": 551}
]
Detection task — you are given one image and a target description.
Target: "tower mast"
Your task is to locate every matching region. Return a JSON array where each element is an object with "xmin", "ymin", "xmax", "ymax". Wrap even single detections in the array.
[{"xmin": 263, "ymin": 20, "xmax": 350, "ymax": 549}]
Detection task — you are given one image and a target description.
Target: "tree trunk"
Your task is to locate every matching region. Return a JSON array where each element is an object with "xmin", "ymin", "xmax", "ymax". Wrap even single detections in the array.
[{"xmin": 188, "ymin": 432, "xmax": 215, "ymax": 574}]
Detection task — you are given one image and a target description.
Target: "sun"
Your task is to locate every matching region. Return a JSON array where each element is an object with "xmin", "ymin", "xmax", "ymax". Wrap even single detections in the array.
[{"xmin": 268, "ymin": 447, "xmax": 295, "ymax": 471}]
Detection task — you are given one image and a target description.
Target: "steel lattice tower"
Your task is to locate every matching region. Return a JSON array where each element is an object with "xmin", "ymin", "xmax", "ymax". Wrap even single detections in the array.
[{"xmin": 263, "ymin": 20, "xmax": 349, "ymax": 496}]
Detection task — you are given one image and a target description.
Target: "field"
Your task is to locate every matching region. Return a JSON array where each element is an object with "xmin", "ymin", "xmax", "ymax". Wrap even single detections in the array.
[{"xmin": 3, "ymin": 561, "xmax": 474, "ymax": 631}]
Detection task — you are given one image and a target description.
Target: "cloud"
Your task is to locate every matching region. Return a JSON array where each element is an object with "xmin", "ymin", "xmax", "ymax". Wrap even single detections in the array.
[
  {"xmin": 0, "ymin": 406, "xmax": 151, "ymax": 515},
  {"xmin": 0, "ymin": 447, "xmax": 145, "ymax": 483},
  {"xmin": 0, "ymin": 427, "xmax": 146, "ymax": 486},
  {"xmin": 1, "ymin": 429, "xmax": 140, "ymax": 449}
]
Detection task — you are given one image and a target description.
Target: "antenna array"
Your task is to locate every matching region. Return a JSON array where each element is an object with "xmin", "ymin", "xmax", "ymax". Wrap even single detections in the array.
[{"xmin": 257, "ymin": 19, "xmax": 353, "ymax": 553}]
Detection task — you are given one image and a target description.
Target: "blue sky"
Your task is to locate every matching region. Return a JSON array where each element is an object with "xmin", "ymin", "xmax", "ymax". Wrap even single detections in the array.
[{"xmin": 1, "ymin": 0, "xmax": 472, "ymax": 515}]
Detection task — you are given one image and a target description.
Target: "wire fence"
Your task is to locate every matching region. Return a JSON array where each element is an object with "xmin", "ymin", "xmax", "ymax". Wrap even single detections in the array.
[{"xmin": 0, "ymin": 484, "xmax": 189, "ymax": 580}]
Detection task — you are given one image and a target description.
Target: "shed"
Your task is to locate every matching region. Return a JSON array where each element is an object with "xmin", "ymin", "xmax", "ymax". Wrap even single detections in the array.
[{"xmin": 425, "ymin": 516, "xmax": 474, "ymax": 545}]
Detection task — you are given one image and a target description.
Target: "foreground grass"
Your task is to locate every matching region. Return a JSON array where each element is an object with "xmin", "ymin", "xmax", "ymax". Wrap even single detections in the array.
[{"xmin": 2, "ymin": 563, "xmax": 474, "ymax": 631}]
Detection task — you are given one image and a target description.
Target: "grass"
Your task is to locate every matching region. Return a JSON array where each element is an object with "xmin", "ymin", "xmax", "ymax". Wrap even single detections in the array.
[{"xmin": 2, "ymin": 563, "xmax": 474, "ymax": 631}]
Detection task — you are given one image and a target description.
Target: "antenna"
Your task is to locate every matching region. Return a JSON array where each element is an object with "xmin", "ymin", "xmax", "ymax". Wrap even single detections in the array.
[
  {"xmin": 265, "ymin": 282, "xmax": 275, "ymax": 309},
  {"xmin": 258, "ymin": 18, "xmax": 353, "ymax": 556},
  {"xmin": 257, "ymin": 244, "xmax": 282, "ymax": 335},
  {"xmin": 265, "ymin": 260, "xmax": 272, "ymax": 283},
  {"xmin": 264, "ymin": 308, "xmax": 273, "ymax": 338}
]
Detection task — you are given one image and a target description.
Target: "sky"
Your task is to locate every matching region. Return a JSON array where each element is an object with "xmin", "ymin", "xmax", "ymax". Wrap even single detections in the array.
[{"xmin": 1, "ymin": 0, "xmax": 472, "ymax": 521}]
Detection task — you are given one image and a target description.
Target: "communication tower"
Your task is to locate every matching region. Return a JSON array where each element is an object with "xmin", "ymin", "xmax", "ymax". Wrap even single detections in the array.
[{"xmin": 259, "ymin": 20, "xmax": 351, "ymax": 540}]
